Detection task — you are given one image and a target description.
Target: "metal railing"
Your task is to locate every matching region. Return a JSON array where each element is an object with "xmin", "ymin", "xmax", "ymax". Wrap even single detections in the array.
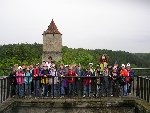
[
  {"xmin": 136, "ymin": 76, "xmax": 150, "ymax": 103},
  {"xmin": 0, "ymin": 76, "xmax": 138, "ymax": 102},
  {"xmin": 0, "ymin": 68, "xmax": 150, "ymax": 104},
  {"xmin": 0, "ymin": 76, "xmax": 10, "ymax": 103}
]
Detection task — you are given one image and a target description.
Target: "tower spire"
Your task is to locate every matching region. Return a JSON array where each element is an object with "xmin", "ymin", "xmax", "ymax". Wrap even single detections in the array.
[{"xmin": 43, "ymin": 19, "xmax": 61, "ymax": 35}]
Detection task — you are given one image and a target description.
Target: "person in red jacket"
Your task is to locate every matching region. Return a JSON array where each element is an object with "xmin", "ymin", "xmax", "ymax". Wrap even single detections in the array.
[
  {"xmin": 66, "ymin": 66, "xmax": 76, "ymax": 96},
  {"xmin": 83, "ymin": 67, "xmax": 93, "ymax": 97},
  {"xmin": 120, "ymin": 64, "xmax": 129, "ymax": 96},
  {"xmin": 32, "ymin": 64, "xmax": 40, "ymax": 97}
]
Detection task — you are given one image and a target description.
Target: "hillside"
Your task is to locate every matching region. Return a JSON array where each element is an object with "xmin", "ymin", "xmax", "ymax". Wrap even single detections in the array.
[{"xmin": 0, "ymin": 43, "xmax": 149, "ymax": 69}]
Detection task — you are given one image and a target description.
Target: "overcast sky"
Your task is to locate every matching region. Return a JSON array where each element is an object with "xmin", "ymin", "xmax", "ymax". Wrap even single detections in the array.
[{"xmin": 0, "ymin": 0, "xmax": 150, "ymax": 53}]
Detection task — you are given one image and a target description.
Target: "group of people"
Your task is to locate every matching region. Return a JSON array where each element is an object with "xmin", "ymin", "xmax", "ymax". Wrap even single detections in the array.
[{"xmin": 9, "ymin": 59, "xmax": 134, "ymax": 98}]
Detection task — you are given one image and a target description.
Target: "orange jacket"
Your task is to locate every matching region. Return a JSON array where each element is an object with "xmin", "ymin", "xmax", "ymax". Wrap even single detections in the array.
[{"xmin": 120, "ymin": 69, "xmax": 130, "ymax": 82}]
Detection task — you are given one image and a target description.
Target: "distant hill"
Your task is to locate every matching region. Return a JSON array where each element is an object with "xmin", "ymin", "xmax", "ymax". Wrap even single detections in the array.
[
  {"xmin": 134, "ymin": 53, "xmax": 150, "ymax": 67},
  {"xmin": 0, "ymin": 43, "xmax": 149, "ymax": 69}
]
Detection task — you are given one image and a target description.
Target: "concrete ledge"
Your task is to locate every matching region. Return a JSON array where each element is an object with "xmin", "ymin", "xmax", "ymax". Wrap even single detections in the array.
[{"xmin": 0, "ymin": 97, "xmax": 150, "ymax": 113}]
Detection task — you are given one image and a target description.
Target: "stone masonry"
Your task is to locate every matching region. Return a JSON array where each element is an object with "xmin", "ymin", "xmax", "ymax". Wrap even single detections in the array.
[{"xmin": 42, "ymin": 19, "xmax": 62, "ymax": 62}]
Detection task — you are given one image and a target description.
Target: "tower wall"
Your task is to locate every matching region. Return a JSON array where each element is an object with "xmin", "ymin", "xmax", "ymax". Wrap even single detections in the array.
[{"xmin": 42, "ymin": 34, "xmax": 62, "ymax": 62}]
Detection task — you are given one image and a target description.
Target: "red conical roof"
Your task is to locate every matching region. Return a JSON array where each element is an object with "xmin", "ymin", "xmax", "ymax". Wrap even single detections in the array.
[{"xmin": 43, "ymin": 19, "xmax": 62, "ymax": 35}]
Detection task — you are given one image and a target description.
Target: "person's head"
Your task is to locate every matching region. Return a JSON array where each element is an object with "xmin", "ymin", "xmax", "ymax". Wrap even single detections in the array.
[
  {"xmin": 51, "ymin": 65, "xmax": 56, "ymax": 71},
  {"xmin": 126, "ymin": 63, "xmax": 131, "ymax": 70},
  {"xmin": 26, "ymin": 67, "xmax": 30, "ymax": 72},
  {"xmin": 13, "ymin": 64, "xmax": 18, "ymax": 71},
  {"xmin": 113, "ymin": 66, "xmax": 117, "ymax": 71},
  {"xmin": 96, "ymin": 67, "xmax": 100, "ymax": 71},
  {"xmin": 35, "ymin": 64, "xmax": 39, "ymax": 69},
  {"xmin": 18, "ymin": 66, "xmax": 22, "ymax": 72},
  {"xmin": 29, "ymin": 64, "xmax": 33, "ymax": 69},
  {"xmin": 121, "ymin": 64, "xmax": 125, "ymax": 69},
  {"xmin": 77, "ymin": 65, "xmax": 81, "ymax": 70},
  {"xmin": 86, "ymin": 67, "xmax": 90, "ymax": 71},
  {"xmin": 89, "ymin": 63, "xmax": 93, "ymax": 68},
  {"xmin": 48, "ymin": 56, "xmax": 52, "ymax": 63},
  {"xmin": 59, "ymin": 64, "xmax": 64, "ymax": 69},
  {"xmin": 69, "ymin": 66, "xmax": 73, "ymax": 70},
  {"xmin": 43, "ymin": 64, "xmax": 48, "ymax": 70},
  {"xmin": 22, "ymin": 64, "xmax": 26, "ymax": 69},
  {"xmin": 42, "ymin": 61, "xmax": 46, "ymax": 65}
]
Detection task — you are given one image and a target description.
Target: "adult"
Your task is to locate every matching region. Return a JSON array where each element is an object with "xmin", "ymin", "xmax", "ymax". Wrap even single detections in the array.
[
  {"xmin": 32, "ymin": 64, "xmax": 40, "ymax": 97},
  {"xmin": 120, "ymin": 64, "xmax": 130, "ymax": 96},
  {"xmin": 66, "ymin": 66, "xmax": 76, "ymax": 96},
  {"xmin": 126, "ymin": 63, "xmax": 134, "ymax": 94},
  {"xmin": 40, "ymin": 64, "xmax": 49, "ymax": 97},
  {"xmin": 57, "ymin": 64, "xmax": 66, "ymax": 97},
  {"xmin": 75, "ymin": 65, "xmax": 85, "ymax": 97},
  {"xmin": 83, "ymin": 67, "xmax": 93, "ymax": 97},
  {"xmin": 49, "ymin": 65, "xmax": 58, "ymax": 97}
]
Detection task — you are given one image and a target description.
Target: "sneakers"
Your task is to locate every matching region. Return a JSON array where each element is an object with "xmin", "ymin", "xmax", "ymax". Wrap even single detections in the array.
[
  {"xmin": 83, "ymin": 95, "xmax": 86, "ymax": 98},
  {"xmin": 60, "ymin": 96, "xmax": 64, "ymax": 98}
]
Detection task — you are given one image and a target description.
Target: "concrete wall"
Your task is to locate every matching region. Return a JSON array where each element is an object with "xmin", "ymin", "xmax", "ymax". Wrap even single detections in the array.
[{"xmin": 1, "ymin": 97, "xmax": 150, "ymax": 113}]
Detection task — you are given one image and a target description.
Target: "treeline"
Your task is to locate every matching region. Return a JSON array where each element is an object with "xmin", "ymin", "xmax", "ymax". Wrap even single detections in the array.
[{"xmin": 0, "ymin": 43, "xmax": 150, "ymax": 70}]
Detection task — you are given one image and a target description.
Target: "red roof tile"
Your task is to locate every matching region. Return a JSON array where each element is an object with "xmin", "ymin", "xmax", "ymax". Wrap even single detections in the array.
[{"xmin": 43, "ymin": 19, "xmax": 62, "ymax": 35}]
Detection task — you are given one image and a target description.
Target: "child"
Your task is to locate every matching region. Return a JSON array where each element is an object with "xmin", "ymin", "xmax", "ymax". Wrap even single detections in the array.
[
  {"xmin": 66, "ymin": 66, "xmax": 76, "ymax": 96},
  {"xmin": 58, "ymin": 64, "xmax": 66, "ymax": 97},
  {"xmin": 49, "ymin": 66, "xmax": 58, "ymax": 97},
  {"xmin": 83, "ymin": 67, "xmax": 93, "ymax": 97},
  {"xmin": 16, "ymin": 66, "xmax": 24, "ymax": 97},
  {"xmin": 120, "ymin": 64, "xmax": 129, "ymax": 96},
  {"xmin": 32, "ymin": 64, "xmax": 40, "ymax": 97},
  {"xmin": 24, "ymin": 67, "xmax": 32, "ymax": 96},
  {"xmin": 40, "ymin": 64, "xmax": 49, "ymax": 97}
]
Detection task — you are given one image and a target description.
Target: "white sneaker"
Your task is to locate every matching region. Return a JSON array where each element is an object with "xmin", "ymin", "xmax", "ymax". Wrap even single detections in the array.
[
  {"xmin": 60, "ymin": 96, "xmax": 64, "ymax": 98},
  {"xmin": 83, "ymin": 95, "xmax": 86, "ymax": 98}
]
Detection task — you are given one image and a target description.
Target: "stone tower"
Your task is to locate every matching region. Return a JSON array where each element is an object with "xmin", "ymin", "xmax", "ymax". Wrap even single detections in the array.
[{"xmin": 42, "ymin": 19, "xmax": 62, "ymax": 62}]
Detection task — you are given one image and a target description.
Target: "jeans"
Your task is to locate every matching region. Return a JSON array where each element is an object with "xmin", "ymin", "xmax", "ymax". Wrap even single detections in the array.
[
  {"xmin": 25, "ymin": 83, "xmax": 31, "ymax": 96},
  {"xmin": 51, "ymin": 84, "xmax": 57, "ymax": 97},
  {"xmin": 123, "ymin": 83, "xmax": 129, "ymax": 96},
  {"xmin": 16, "ymin": 84, "xmax": 24, "ymax": 97},
  {"xmin": 102, "ymin": 77, "xmax": 109, "ymax": 96},
  {"xmin": 33, "ymin": 80, "xmax": 40, "ymax": 97},
  {"xmin": 83, "ymin": 84, "xmax": 91, "ymax": 96},
  {"xmin": 60, "ymin": 79, "xmax": 65, "ymax": 96},
  {"xmin": 68, "ymin": 82, "xmax": 75, "ymax": 96},
  {"xmin": 76, "ymin": 80, "xmax": 82, "ymax": 96},
  {"xmin": 96, "ymin": 84, "xmax": 101, "ymax": 96},
  {"xmin": 43, "ymin": 84, "xmax": 48, "ymax": 96}
]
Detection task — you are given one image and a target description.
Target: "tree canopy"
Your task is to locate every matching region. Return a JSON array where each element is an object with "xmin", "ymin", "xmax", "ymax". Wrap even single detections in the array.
[{"xmin": 0, "ymin": 43, "xmax": 149, "ymax": 71}]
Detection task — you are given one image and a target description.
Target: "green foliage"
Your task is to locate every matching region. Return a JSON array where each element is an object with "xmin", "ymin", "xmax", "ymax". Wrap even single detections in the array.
[
  {"xmin": 0, "ymin": 43, "xmax": 150, "ymax": 73},
  {"xmin": 0, "ymin": 43, "xmax": 42, "ymax": 68}
]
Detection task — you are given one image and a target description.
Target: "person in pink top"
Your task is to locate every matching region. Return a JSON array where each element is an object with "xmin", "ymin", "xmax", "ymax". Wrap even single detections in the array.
[{"xmin": 16, "ymin": 66, "xmax": 24, "ymax": 97}]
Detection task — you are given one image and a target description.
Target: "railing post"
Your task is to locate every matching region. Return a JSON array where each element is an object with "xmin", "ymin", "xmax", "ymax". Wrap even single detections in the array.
[
  {"xmin": 132, "ymin": 76, "xmax": 134, "ymax": 96},
  {"xmin": 136, "ymin": 76, "xmax": 139, "ymax": 97},
  {"xmin": 6, "ymin": 77, "xmax": 10, "ymax": 99},
  {"xmin": 52, "ymin": 76, "xmax": 54, "ymax": 98},
  {"xmin": 3, "ymin": 78, "xmax": 6, "ymax": 101},
  {"xmin": 149, "ymin": 78, "xmax": 150, "ymax": 103},
  {"xmin": 146, "ymin": 78, "xmax": 149, "ymax": 102},
  {"xmin": 144, "ymin": 78, "xmax": 147, "ymax": 101},
  {"xmin": 140, "ymin": 77, "xmax": 143, "ymax": 99},
  {"xmin": 81, "ymin": 77, "xmax": 83, "ymax": 97},
  {"xmin": 59, "ymin": 77, "xmax": 61, "ymax": 97},
  {"xmin": 0, "ymin": 78, "xmax": 3, "ymax": 103}
]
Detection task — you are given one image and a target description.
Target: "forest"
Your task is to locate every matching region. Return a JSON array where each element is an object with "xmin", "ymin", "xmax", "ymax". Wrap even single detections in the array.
[{"xmin": 0, "ymin": 43, "xmax": 150, "ymax": 70}]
